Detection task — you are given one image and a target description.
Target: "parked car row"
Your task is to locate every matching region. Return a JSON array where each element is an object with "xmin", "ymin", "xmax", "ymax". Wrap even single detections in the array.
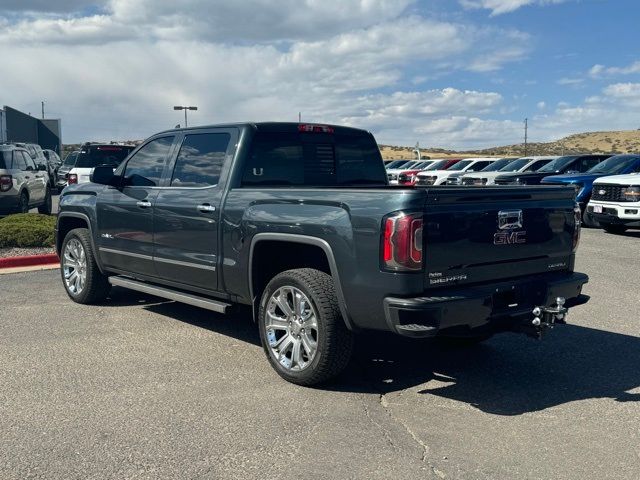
[{"xmin": 385, "ymin": 153, "xmax": 640, "ymax": 230}]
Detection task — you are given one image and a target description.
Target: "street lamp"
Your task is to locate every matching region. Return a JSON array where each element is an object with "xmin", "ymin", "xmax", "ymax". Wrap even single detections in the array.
[{"xmin": 173, "ymin": 105, "xmax": 198, "ymax": 127}]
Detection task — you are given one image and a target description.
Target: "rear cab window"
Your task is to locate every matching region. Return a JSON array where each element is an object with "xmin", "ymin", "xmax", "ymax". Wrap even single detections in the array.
[{"xmin": 241, "ymin": 128, "xmax": 387, "ymax": 187}]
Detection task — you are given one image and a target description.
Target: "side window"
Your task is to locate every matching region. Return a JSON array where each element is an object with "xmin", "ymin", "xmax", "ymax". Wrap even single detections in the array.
[
  {"xmin": 468, "ymin": 161, "xmax": 490, "ymax": 172},
  {"xmin": 525, "ymin": 160, "xmax": 548, "ymax": 171},
  {"xmin": 170, "ymin": 133, "xmax": 230, "ymax": 187},
  {"xmin": 123, "ymin": 136, "xmax": 174, "ymax": 187},
  {"xmin": 14, "ymin": 152, "xmax": 28, "ymax": 170},
  {"xmin": 23, "ymin": 153, "xmax": 37, "ymax": 171},
  {"xmin": 579, "ymin": 157, "xmax": 602, "ymax": 171}
]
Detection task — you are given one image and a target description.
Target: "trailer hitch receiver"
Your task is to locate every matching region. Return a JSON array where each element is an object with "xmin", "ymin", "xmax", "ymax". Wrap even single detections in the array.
[{"xmin": 529, "ymin": 297, "xmax": 567, "ymax": 339}]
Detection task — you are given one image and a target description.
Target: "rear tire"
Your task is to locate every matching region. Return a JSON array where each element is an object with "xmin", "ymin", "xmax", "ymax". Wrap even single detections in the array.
[
  {"xmin": 602, "ymin": 223, "xmax": 627, "ymax": 234},
  {"xmin": 60, "ymin": 228, "xmax": 111, "ymax": 304},
  {"xmin": 258, "ymin": 268, "xmax": 353, "ymax": 386},
  {"xmin": 37, "ymin": 188, "xmax": 52, "ymax": 215},
  {"xmin": 18, "ymin": 191, "xmax": 29, "ymax": 213}
]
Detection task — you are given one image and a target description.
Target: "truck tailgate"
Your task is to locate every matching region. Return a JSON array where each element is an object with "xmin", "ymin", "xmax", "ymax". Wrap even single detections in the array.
[{"xmin": 423, "ymin": 186, "xmax": 578, "ymax": 288}]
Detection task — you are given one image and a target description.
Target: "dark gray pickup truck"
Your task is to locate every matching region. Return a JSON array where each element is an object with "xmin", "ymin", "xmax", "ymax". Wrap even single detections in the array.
[{"xmin": 56, "ymin": 122, "xmax": 589, "ymax": 385}]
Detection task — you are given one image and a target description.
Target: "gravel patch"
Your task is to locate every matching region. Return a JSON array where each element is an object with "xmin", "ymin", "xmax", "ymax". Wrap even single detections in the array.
[{"xmin": 0, "ymin": 247, "xmax": 56, "ymax": 258}]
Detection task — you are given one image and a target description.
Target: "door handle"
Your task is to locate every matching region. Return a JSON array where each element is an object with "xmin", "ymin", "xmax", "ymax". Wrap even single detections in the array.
[
  {"xmin": 197, "ymin": 204, "xmax": 216, "ymax": 213},
  {"xmin": 136, "ymin": 201, "xmax": 152, "ymax": 208}
]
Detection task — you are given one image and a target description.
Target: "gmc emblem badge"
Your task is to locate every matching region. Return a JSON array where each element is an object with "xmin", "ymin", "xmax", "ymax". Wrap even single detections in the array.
[
  {"xmin": 495, "ymin": 210, "xmax": 526, "ymax": 245},
  {"xmin": 494, "ymin": 231, "xmax": 527, "ymax": 245},
  {"xmin": 498, "ymin": 209, "xmax": 523, "ymax": 230}
]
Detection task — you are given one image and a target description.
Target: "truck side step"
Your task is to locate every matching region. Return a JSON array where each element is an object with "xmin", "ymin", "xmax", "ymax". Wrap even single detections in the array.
[{"xmin": 108, "ymin": 276, "xmax": 231, "ymax": 314}]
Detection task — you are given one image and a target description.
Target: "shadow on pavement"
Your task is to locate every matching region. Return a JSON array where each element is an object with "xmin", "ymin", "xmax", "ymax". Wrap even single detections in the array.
[
  {"xmin": 106, "ymin": 286, "xmax": 261, "ymax": 347},
  {"xmin": 104, "ymin": 287, "xmax": 640, "ymax": 415},
  {"xmin": 332, "ymin": 325, "xmax": 640, "ymax": 415}
]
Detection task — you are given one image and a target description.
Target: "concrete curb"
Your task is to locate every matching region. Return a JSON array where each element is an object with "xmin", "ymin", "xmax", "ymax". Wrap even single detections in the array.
[{"xmin": 0, "ymin": 253, "xmax": 59, "ymax": 269}]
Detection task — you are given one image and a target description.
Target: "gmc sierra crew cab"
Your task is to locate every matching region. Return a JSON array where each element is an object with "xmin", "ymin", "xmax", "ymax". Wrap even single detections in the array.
[{"xmin": 56, "ymin": 122, "xmax": 589, "ymax": 386}]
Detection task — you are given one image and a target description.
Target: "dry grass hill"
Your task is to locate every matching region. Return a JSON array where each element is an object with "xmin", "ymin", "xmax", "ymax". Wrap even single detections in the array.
[{"xmin": 379, "ymin": 130, "xmax": 640, "ymax": 160}]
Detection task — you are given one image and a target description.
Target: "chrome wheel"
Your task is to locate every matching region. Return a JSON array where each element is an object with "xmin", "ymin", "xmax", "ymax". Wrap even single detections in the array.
[
  {"xmin": 63, "ymin": 238, "xmax": 87, "ymax": 295},
  {"xmin": 265, "ymin": 286, "xmax": 319, "ymax": 371}
]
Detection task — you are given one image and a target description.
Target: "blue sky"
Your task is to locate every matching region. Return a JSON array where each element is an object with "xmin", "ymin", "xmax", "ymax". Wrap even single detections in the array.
[{"xmin": 0, "ymin": 0, "xmax": 638, "ymax": 149}]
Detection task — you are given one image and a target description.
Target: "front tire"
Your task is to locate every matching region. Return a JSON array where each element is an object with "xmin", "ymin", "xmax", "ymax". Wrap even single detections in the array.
[
  {"xmin": 258, "ymin": 268, "xmax": 353, "ymax": 386},
  {"xmin": 602, "ymin": 223, "xmax": 627, "ymax": 234},
  {"xmin": 61, "ymin": 228, "xmax": 111, "ymax": 304}
]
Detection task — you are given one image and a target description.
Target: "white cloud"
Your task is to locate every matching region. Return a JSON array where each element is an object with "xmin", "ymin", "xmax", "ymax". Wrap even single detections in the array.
[
  {"xmin": 459, "ymin": 0, "xmax": 568, "ymax": 16},
  {"xmin": 589, "ymin": 61, "xmax": 640, "ymax": 78},
  {"xmin": 537, "ymin": 101, "xmax": 546, "ymax": 109},
  {"xmin": 557, "ymin": 77, "xmax": 584, "ymax": 86},
  {"xmin": 0, "ymin": 1, "xmax": 535, "ymax": 148}
]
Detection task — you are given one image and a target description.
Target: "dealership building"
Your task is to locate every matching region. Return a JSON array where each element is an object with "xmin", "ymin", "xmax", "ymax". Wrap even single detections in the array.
[{"xmin": 0, "ymin": 105, "xmax": 62, "ymax": 154}]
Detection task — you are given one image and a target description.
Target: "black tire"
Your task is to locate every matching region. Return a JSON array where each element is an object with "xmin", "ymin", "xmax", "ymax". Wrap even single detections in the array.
[
  {"xmin": 258, "ymin": 268, "xmax": 353, "ymax": 386},
  {"xmin": 37, "ymin": 188, "xmax": 52, "ymax": 215},
  {"xmin": 581, "ymin": 210, "xmax": 600, "ymax": 228},
  {"xmin": 602, "ymin": 223, "xmax": 627, "ymax": 234},
  {"xmin": 60, "ymin": 228, "xmax": 111, "ymax": 304},
  {"xmin": 17, "ymin": 191, "xmax": 29, "ymax": 213}
]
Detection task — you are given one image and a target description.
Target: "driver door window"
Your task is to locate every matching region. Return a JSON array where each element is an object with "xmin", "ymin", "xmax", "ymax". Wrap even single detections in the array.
[{"xmin": 123, "ymin": 137, "xmax": 175, "ymax": 187}]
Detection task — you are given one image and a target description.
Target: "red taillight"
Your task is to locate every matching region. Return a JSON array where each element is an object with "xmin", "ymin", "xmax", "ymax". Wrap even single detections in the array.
[
  {"xmin": 298, "ymin": 124, "xmax": 334, "ymax": 134},
  {"xmin": 382, "ymin": 212, "xmax": 424, "ymax": 271},
  {"xmin": 0, "ymin": 175, "xmax": 12, "ymax": 192},
  {"xmin": 573, "ymin": 204, "xmax": 581, "ymax": 251},
  {"xmin": 68, "ymin": 173, "xmax": 78, "ymax": 184}
]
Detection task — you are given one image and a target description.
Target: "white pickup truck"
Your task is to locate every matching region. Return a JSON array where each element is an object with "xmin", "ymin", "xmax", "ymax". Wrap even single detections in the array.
[{"xmin": 587, "ymin": 173, "xmax": 640, "ymax": 233}]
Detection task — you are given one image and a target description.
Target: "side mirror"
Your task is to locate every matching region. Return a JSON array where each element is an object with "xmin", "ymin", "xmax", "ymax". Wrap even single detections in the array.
[
  {"xmin": 37, "ymin": 164, "xmax": 47, "ymax": 171},
  {"xmin": 91, "ymin": 165, "xmax": 119, "ymax": 186}
]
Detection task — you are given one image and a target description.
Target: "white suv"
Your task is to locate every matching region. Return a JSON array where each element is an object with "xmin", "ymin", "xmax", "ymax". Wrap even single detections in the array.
[
  {"xmin": 66, "ymin": 143, "xmax": 134, "ymax": 187},
  {"xmin": 587, "ymin": 173, "xmax": 640, "ymax": 234}
]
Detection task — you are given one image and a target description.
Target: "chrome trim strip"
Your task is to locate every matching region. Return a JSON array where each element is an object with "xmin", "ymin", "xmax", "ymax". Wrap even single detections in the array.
[
  {"xmin": 154, "ymin": 255, "xmax": 216, "ymax": 271},
  {"xmin": 99, "ymin": 247, "xmax": 216, "ymax": 271},
  {"xmin": 99, "ymin": 247, "xmax": 153, "ymax": 261},
  {"xmin": 109, "ymin": 276, "xmax": 229, "ymax": 314}
]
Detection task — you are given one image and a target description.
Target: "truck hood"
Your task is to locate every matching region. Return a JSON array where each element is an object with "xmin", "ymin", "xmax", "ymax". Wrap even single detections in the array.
[
  {"xmin": 593, "ymin": 173, "xmax": 640, "ymax": 186},
  {"xmin": 541, "ymin": 173, "xmax": 601, "ymax": 184}
]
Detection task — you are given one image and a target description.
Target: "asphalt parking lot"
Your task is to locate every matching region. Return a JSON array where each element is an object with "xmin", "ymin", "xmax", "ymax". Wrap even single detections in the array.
[{"xmin": 1, "ymin": 228, "xmax": 639, "ymax": 479}]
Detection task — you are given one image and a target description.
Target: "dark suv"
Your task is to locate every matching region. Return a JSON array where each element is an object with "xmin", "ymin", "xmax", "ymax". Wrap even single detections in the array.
[{"xmin": 0, "ymin": 144, "xmax": 52, "ymax": 214}]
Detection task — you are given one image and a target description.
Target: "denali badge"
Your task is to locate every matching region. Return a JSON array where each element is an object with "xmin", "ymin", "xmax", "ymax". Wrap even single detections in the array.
[
  {"xmin": 498, "ymin": 209, "xmax": 523, "ymax": 230},
  {"xmin": 494, "ymin": 231, "xmax": 526, "ymax": 245}
]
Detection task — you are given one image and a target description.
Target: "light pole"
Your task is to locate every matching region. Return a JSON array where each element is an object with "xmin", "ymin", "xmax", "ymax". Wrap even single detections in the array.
[{"xmin": 173, "ymin": 106, "xmax": 198, "ymax": 127}]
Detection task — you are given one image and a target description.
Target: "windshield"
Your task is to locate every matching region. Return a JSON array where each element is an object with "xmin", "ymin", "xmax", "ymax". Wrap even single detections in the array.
[
  {"xmin": 447, "ymin": 160, "xmax": 473, "ymax": 171},
  {"xmin": 385, "ymin": 160, "xmax": 407, "ymax": 169},
  {"xmin": 537, "ymin": 156, "xmax": 577, "ymax": 173},
  {"xmin": 76, "ymin": 146, "xmax": 133, "ymax": 169},
  {"xmin": 499, "ymin": 158, "xmax": 531, "ymax": 172},
  {"xmin": 63, "ymin": 152, "xmax": 79, "ymax": 166},
  {"xmin": 480, "ymin": 159, "xmax": 511, "ymax": 172},
  {"xmin": 424, "ymin": 160, "xmax": 448, "ymax": 170},
  {"xmin": 408, "ymin": 161, "xmax": 431, "ymax": 170},
  {"xmin": 587, "ymin": 155, "xmax": 640, "ymax": 174}
]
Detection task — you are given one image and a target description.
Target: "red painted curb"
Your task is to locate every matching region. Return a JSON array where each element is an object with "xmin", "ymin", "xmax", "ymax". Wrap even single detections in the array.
[{"xmin": 0, "ymin": 253, "xmax": 59, "ymax": 269}]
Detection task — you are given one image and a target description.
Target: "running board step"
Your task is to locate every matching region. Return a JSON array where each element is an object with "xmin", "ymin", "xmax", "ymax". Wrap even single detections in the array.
[{"xmin": 108, "ymin": 276, "xmax": 231, "ymax": 314}]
